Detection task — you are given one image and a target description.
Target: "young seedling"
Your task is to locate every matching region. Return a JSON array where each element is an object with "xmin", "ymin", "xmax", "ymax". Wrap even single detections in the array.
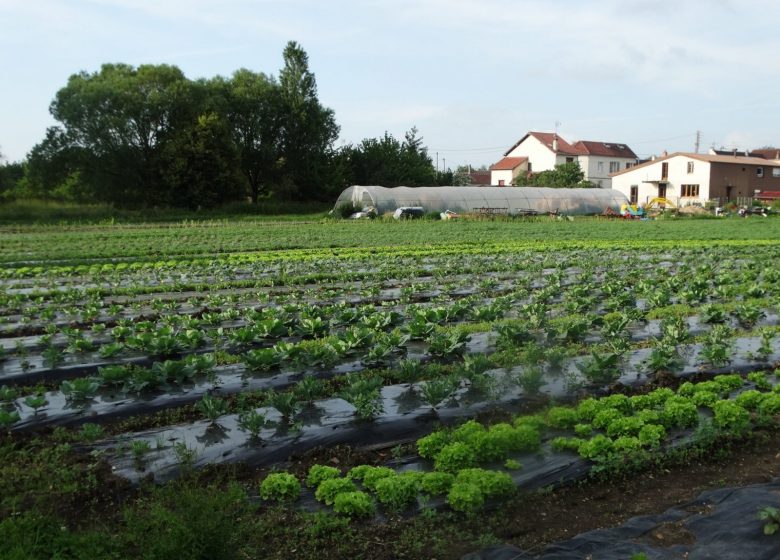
[
  {"xmin": 60, "ymin": 378, "xmax": 100, "ymax": 403},
  {"xmin": 23, "ymin": 394, "xmax": 48, "ymax": 415},
  {"xmin": 195, "ymin": 394, "xmax": 228, "ymax": 426},
  {"xmin": 418, "ymin": 376, "xmax": 459, "ymax": 413},
  {"xmin": 237, "ymin": 409, "xmax": 267, "ymax": 440}
]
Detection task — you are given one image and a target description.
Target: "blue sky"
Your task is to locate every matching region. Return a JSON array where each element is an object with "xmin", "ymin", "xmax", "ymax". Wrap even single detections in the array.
[{"xmin": 1, "ymin": 0, "xmax": 778, "ymax": 168}]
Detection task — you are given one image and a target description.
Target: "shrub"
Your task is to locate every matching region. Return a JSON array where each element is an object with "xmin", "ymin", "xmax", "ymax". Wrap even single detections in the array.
[
  {"xmin": 314, "ymin": 478, "xmax": 357, "ymax": 506},
  {"xmin": 333, "ymin": 491, "xmax": 375, "ymax": 517},
  {"xmin": 447, "ymin": 482, "xmax": 484, "ymax": 514},
  {"xmin": 504, "ymin": 459, "xmax": 522, "ymax": 470},
  {"xmin": 713, "ymin": 374, "xmax": 743, "ymax": 392},
  {"xmin": 260, "ymin": 473, "xmax": 301, "ymax": 502},
  {"xmin": 434, "ymin": 442, "xmax": 477, "ymax": 473},
  {"xmin": 421, "ymin": 472, "xmax": 455, "ymax": 495},
  {"xmin": 546, "ymin": 406, "xmax": 579, "ymax": 429},
  {"xmin": 374, "ymin": 473, "xmax": 420, "ymax": 511},
  {"xmin": 306, "ymin": 465, "xmax": 341, "ymax": 488}
]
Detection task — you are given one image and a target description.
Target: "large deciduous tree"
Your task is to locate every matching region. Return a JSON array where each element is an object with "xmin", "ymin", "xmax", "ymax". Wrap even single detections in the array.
[{"xmin": 47, "ymin": 63, "xmax": 197, "ymax": 204}]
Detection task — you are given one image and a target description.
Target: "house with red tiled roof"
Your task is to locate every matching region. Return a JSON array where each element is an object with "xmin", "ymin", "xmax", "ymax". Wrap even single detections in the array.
[
  {"xmin": 490, "ymin": 132, "xmax": 637, "ymax": 187},
  {"xmin": 610, "ymin": 152, "xmax": 780, "ymax": 206}
]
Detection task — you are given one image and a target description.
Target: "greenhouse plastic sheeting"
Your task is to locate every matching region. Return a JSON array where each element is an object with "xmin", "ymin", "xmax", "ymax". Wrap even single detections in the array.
[{"xmin": 334, "ymin": 185, "xmax": 629, "ymax": 216}]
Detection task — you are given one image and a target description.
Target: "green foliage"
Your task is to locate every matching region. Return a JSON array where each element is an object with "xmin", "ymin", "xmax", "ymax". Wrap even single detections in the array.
[
  {"xmin": 314, "ymin": 477, "xmax": 356, "ymax": 506},
  {"xmin": 332, "ymin": 491, "xmax": 375, "ymax": 517},
  {"xmin": 546, "ymin": 406, "xmax": 580, "ymax": 429},
  {"xmin": 374, "ymin": 473, "xmax": 420, "ymax": 511},
  {"xmin": 712, "ymin": 400, "xmax": 751, "ymax": 433},
  {"xmin": 434, "ymin": 442, "xmax": 477, "ymax": 473},
  {"xmin": 758, "ymin": 506, "xmax": 780, "ymax": 535},
  {"xmin": 122, "ymin": 482, "xmax": 250, "ymax": 560},
  {"xmin": 513, "ymin": 161, "xmax": 592, "ymax": 188},
  {"xmin": 306, "ymin": 464, "xmax": 341, "ymax": 488},
  {"xmin": 417, "ymin": 430, "xmax": 451, "ymax": 459},
  {"xmin": 0, "ymin": 512, "xmax": 114, "ymax": 560},
  {"xmin": 421, "ymin": 472, "xmax": 455, "ymax": 495},
  {"xmin": 455, "ymin": 468, "xmax": 515, "ymax": 498},
  {"xmin": 446, "ymin": 482, "xmax": 484, "ymax": 514},
  {"xmin": 260, "ymin": 473, "xmax": 301, "ymax": 502}
]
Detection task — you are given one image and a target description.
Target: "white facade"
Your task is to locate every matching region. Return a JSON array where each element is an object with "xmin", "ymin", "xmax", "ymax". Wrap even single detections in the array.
[
  {"xmin": 491, "ymin": 169, "xmax": 515, "ymax": 186},
  {"xmin": 505, "ymin": 135, "xmax": 559, "ymax": 173},
  {"xmin": 612, "ymin": 155, "xmax": 711, "ymax": 206},
  {"xmin": 494, "ymin": 133, "xmax": 637, "ymax": 187},
  {"xmin": 578, "ymin": 156, "xmax": 634, "ymax": 188}
]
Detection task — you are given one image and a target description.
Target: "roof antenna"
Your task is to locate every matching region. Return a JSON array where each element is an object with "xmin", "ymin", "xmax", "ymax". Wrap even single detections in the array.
[{"xmin": 553, "ymin": 121, "xmax": 561, "ymax": 152}]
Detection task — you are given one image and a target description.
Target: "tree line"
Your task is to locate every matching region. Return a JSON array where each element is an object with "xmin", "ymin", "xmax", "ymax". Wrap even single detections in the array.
[{"xmin": 0, "ymin": 42, "xmax": 460, "ymax": 209}]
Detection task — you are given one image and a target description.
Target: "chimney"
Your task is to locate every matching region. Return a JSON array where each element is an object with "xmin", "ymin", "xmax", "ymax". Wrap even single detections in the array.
[
  {"xmin": 552, "ymin": 136, "xmax": 559, "ymax": 152},
  {"xmin": 733, "ymin": 148, "xmax": 737, "ymax": 157},
  {"xmin": 662, "ymin": 150, "xmax": 668, "ymax": 157},
  {"xmin": 775, "ymin": 150, "xmax": 779, "ymax": 160}
]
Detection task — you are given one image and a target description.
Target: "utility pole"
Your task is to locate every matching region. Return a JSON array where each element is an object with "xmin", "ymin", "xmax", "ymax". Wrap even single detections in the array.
[
  {"xmin": 442, "ymin": 157, "xmax": 446, "ymax": 173},
  {"xmin": 694, "ymin": 130, "xmax": 701, "ymax": 154},
  {"xmin": 436, "ymin": 152, "xmax": 439, "ymax": 175}
]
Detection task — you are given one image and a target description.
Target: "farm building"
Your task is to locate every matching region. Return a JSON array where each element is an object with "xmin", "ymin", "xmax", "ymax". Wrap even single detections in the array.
[
  {"xmin": 334, "ymin": 185, "xmax": 628, "ymax": 216},
  {"xmin": 611, "ymin": 152, "xmax": 780, "ymax": 207}
]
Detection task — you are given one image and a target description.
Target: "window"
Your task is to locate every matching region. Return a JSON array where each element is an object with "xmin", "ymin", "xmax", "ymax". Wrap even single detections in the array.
[
  {"xmin": 756, "ymin": 167, "xmax": 764, "ymax": 178},
  {"xmin": 773, "ymin": 168, "xmax": 780, "ymax": 177},
  {"xmin": 680, "ymin": 184, "xmax": 700, "ymax": 197},
  {"xmin": 609, "ymin": 161, "xmax": 620, "ymax": 173},
  {"xmin": 661, "ymin": 162, "xmax": 669, "ymax": 180},
  {"xmin": 597, "ymin": 161, "xmax": 604, "ymax": 173},
  {"xmin": 565, "ymin": 157, "xmax": 574, "ymax": 163},
  {"xmin": 630, "ymin": 185, "xmax": 638, "ymax": 204},
  {"xmin": 498, "ymin": 179, "xmax": 505, "ymax": 186},
  {"xmin": 686, "ymin": 161, "xmax": 694, "ymax": 173},
  {"xmin": 528, "ymin": 162, "xmax": 532, "ymax": 172}
]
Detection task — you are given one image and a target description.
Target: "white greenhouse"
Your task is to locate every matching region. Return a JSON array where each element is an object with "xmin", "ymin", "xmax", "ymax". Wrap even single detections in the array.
[{"xmin": 334, "ymin": 185, "xmax": 628, "ymax": 216}]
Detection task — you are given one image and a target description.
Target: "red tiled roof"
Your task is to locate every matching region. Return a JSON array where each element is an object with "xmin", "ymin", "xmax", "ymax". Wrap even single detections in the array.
[
  {"xmin": 573, "ymin": 140, "xmax": 637, "ymax": 159},
  {"xmin": 503, "ymin": 131, "xmax": 636, "ymax": 159},
  {"xmin": 527, "ymin": 132, "xmax": 583, "ymax": 156},
  {"xmin": 490, "ymin": 156, "xmax": 528, "ymax": 171},
  {"xmin": 467, "ymin": 171, "xmax": 491, "ymax": 184}
]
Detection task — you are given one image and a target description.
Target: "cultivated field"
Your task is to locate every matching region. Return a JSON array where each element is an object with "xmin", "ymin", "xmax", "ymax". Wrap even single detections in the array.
[{"xmin": 1, "ymin": 217, "xmax": 779, "ymax": 559}]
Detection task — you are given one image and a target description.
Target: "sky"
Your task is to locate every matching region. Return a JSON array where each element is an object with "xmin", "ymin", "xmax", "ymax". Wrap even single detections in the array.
[{"xmin": 1, "ymin": 0, "xmax": 779, "ymax": 168}]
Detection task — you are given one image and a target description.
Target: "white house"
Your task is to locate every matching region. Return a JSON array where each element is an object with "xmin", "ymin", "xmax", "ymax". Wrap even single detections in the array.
[
  {"xmin": 490, "ymin": 132, "xmax": 638, "ymax": 187},
  {"xmin": 610, "ymin": 152, "xmax": 780, "ymax": 206}
]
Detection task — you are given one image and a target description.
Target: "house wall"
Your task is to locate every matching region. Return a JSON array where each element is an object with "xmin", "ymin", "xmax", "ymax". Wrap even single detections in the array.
[
  {"xmin": 506, "ymin": 136, "xmax": 558, "ymax": 172},
  {"xmin": 708, "ymin": 162, "xmax": 780, "ymax": 203},
  {"xmin": 490, "ymin": 169, "xmax": 514, "ymax": 186},
  {"xmin": 611, "ymin": 156, "xmax": 711, "ymax": 206},
  {"xmin": 578, "ymin": 156, "xmax": 635, "ymax": 188}
]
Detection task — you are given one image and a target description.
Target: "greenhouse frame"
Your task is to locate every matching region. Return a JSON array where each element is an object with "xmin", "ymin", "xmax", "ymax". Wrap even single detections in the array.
[{"xmin": 334, "ymin": 185, "xmax": 629, "ymax": 216}]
